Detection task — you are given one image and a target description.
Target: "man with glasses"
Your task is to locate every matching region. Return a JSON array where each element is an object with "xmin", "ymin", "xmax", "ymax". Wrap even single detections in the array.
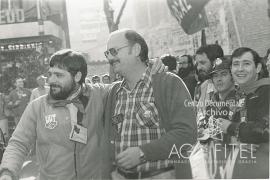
[
  {"xmin": 0, "ymin": 48, "xmax": 166, "ymax": 180},
  {"xmin": 103, "ymin": 29, "xmax": 197, "ymax": 179}
]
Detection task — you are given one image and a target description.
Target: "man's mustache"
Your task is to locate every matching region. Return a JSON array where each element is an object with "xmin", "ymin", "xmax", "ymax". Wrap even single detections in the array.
[{"xmin": 50, "ymin": 84, "xmax": 61, "ymax": 88}]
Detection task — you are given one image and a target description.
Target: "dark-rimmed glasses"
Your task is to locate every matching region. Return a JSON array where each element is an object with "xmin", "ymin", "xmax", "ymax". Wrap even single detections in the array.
[{"xmin": 104, "ymin": 45, "xmax": 129, "ymax": 58}]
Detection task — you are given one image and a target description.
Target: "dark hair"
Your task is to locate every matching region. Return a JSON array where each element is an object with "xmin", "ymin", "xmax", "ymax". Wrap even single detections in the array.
[
  {"xmin": 196, "ymin": 44, "xmax": 224, "ymax": 63},
  {"xmin": 160, "ymin": 54, "xmax": 177, "ymax": 71},
  {"xmin": 231, "ymin": 47, "xmax": 261, "ymax": 67},
  {"xmin": 125, "ymin": 30, "xmax": 149, "ymax": 65},
  {"xmin": 49, "ymin": 49, "xmax": 87, "ymax": 84},
  {"xmin": 181, "ymin": 54, "xmax": 194, "ymax": 69},
  {"xmin": 231, "ymin": 47, "xmax": 269, "ymax": 78},
  {"xmin": 102, "ymin": 74, "xmax": 110, "ymax": 79},
  {"xmin": 265, "ymin": 48, "xmax": 270, "ymax": 61},
  {"xmin": 92, "ymin": 75, "xmax": 100, "ymax": 80}
]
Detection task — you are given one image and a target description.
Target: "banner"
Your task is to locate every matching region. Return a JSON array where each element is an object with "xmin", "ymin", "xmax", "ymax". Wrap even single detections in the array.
[
  {"xmin": 0, "ymin": 0, "xmax": 63, "ymax": 25},
  {"xmin": 167, "ymin": 0, "xmax": 209, "ymax": 35}
]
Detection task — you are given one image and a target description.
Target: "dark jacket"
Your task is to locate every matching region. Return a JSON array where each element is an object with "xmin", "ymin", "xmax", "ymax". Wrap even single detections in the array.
[
  {"xmin": 104, "ymin": 72, "xmax": 197, "ymax": 178},
  {"xmin": 182, "ymin": 72, "xmax": 197, "ymax": 99},
  {"xmin": 227, "ymin": 78, "xmax": 270, "ymax": 144},
  {"xmin": 227, "ymin": 78, "xmax": 270, "ymax": 179},
  {"xmin": 7, "ymin": 88, "xmax": 31, "ymax": 118}
]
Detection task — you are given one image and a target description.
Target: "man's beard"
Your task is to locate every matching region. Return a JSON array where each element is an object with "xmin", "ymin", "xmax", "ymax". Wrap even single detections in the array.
[
  {"xmin": 49, "ymin": 79, "xmax": 76, "ymax": 100},
  {"xmin": 197, "ymin": 69, "xmax": 211, "ymax": 82},
  {"xmin": 177, "ymin": 67, "xmax": 192, "ymax": 79}
]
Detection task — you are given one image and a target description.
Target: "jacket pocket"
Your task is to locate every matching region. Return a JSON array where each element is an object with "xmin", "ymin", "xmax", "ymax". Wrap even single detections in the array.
[{"xmin": 135, "ymin": 102, "xmax": 159, "ymax": 128}]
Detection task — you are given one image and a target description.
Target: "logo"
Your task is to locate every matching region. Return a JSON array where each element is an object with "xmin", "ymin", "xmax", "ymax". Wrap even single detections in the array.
[
  {"xmin": 45, "ymin": 114, "xmax": 57, "ymax": 129},
  {"xmin": 213, "ymin": 58, "xmax": 222, "ymax": 69},
  {"xmin": 143, "ymin": 110, "xmax": 152, "ymax": 118}
]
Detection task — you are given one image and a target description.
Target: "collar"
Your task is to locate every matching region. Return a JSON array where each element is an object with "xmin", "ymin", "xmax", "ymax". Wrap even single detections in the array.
[
  {"xmin": 116, "ymin": 66, "xmax": 151, "ymax": 94},
  {"xmin": 206, "ymin": 80, "xmax": 216, "ymax": 94},
  {"xmin": 47, "ymin": 85, "xmax": 85, "ymax": 114},
  {"xmin": 238, "ymin": 78, "xmax": 270, "ymax": 94},
  {"xmin": 67, "ymin": 86, "xmax": 81, "ymax": 100},
  {"xmin": 213, "ymin": 89, "xmax": 236, "ymax": 102}
]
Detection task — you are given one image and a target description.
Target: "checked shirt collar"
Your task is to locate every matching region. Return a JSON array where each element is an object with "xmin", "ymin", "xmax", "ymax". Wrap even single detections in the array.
[{"xmin": 116, "ymin": 66, "xmax": 152, "ymax": 94}]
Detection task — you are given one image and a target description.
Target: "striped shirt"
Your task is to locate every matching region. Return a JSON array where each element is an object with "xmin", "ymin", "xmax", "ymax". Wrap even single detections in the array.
[{"xmin": 113, "ymin": 67, "xmax": 169, "ymax": 172}]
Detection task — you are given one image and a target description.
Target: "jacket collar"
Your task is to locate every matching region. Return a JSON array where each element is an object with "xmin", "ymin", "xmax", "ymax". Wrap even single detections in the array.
[
  {"xmin": 116, "ymin": 67, "xmax": 151, "ymax": 94},
  {"xmin": 238, "ymin": 78, "xmax": 270, "ymax": 94}
]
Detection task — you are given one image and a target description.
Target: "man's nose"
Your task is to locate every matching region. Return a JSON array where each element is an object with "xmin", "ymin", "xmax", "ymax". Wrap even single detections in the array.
[
  {"xmin": 238, "ymin": 63, "xmax": 244, "ymax": 71},
  {"xmin": 216, "ymin": 75, "xmax": 223, "ymax": 81},
  {"xmin": 197, "ymin": 64, "xmax": 203, "ymax": 71}
]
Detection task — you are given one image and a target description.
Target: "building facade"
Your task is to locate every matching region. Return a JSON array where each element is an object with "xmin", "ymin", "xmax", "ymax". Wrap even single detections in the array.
[{"xmin": 0, "ymin": 0, "xmax": 69, "ymax": 92}]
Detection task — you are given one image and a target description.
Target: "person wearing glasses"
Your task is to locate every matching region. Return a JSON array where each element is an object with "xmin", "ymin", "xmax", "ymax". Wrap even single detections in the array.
[
  {"xmin": 103, "ymin": 29, "xmax": 197, "ymax": 179},
  {"xmin": 0, "ymin": 49, "xmax": 166, "ymax": 180}
]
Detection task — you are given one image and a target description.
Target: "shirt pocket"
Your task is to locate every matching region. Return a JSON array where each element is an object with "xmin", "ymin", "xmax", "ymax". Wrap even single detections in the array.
[
  {"xmin": 112, "ymin": 113, "xmax": 124, "ymax": 133},
  {"xmin": 135, "ymin": 101, "xmax": 159, "ymax": 128}
]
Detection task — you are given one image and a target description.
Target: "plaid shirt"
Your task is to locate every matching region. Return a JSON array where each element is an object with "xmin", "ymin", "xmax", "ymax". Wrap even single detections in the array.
[{"xmin": 113, "ymin": 67, "xmax": 169, "ymax": 173}]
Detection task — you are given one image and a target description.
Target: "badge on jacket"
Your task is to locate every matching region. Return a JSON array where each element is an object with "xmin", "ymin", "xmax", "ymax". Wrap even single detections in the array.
[
  {"xmin": 45, "ymin": 114, "xmax": 57, "ymax": 129},
  {"xmin": 69, "ymin": 124, "xmax": 87, "ymax": 144}
]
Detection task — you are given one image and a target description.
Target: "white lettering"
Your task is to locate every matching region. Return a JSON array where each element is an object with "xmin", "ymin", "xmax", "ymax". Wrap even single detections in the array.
[
  {"xmin": 240, "ymin": 143, "xmax": 248, "ymax": 159},
  {"xmin": 178, "ymin": 0, "xmax": 192, "ymax": 18},
  {"xmin": 16, "ymin": 9, "xmax": 25, "ymax": 22},
  {"xmin": 0, "ymin": 11, "xmax": 5, "ymax": 24},
  {"xmin": 6, "ymin": 10, "xmax": 15, "ymax": 23},
  {"xmin": 0, "ymin": 9, "xmax": 25, "ymax": 24},
  {"xmin": 168, "ymin": 144, "xmax": 181, "ymax": 159},
  {"xmin": 250, "ymin": 144, "xmax": 256, "ymax": 159},
  {"xmin": 179, "ymin": 143, "xmax": 193, "ymax": 159}
]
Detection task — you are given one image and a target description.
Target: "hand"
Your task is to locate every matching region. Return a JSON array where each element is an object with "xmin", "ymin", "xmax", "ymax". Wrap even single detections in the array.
[
  {"xmin": 219, "ymin": 118, "xmax": 232, "ymax": 134},
  {"xmin": 116, "ymin": 147, "xmax": 141, "ymax": 169},
  {"xmin": 0, "ymin": 175, "xmax": 12, "ymax": 180},
  {"xmin": 149, "ymin": 58, "xmax": 168, "ymax": 75}
]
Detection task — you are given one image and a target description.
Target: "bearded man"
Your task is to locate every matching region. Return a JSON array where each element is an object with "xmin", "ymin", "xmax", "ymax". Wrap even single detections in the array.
[{"xmin": 0, "ymin": 49, "xmax": 110, "ymax": 180}]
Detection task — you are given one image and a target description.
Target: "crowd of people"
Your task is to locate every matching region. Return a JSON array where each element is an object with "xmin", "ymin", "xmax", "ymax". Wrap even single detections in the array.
[{"xmin": 0, "ymin": 28, "xmax": 269, "ymax": 180}]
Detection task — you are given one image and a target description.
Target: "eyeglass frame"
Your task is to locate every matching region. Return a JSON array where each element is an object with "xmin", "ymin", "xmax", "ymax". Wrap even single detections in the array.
[{"xmin": 104, "ymin": 45, "xmax": 130, "ymax": 58}]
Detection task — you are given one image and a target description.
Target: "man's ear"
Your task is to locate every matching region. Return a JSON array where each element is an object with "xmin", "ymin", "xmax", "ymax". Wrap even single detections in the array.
[
  {"xmin": 256, "ymin": 63, "xmax": 262, "ymax": 74},
  {"xmin": 133, "ymin": 43, "xmax": 141, "ymax": 57},
  {"xmin": 74, "ymin": 72, "xmax": 82, "ymax": 83}
]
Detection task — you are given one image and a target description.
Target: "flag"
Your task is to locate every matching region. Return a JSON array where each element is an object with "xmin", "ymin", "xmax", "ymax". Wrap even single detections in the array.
[{"xmin": 167, "ymin": 0, "xmax": 209, "ymax": 35}]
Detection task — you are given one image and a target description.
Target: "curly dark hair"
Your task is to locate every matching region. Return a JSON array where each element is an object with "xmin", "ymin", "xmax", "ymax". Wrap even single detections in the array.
[{"xmin": 49, "ymin": 49, "xmax": 87, "ymax": 84}]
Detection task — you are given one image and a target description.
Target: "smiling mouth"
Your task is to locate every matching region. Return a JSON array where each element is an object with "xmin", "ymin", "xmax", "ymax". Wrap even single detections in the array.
[{"xmin": 236, "ymin": 74, "xmax": 247, "ymax": 78}]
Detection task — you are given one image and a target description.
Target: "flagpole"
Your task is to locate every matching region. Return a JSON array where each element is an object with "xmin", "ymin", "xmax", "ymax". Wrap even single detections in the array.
[
  {"xmin": 228, "ymin": 0, "xmax": 242, "ymax": 47},
  {"xmin": 36, "ymin": 0, "xmax": 41, "ymax": 20},
  {"xmin": 201, "ymin": 29, "xmax": 206, "ymax": 46},
  {"xmin": 8, "ymin": 0, "xmax": 11, "ymax": 10}
]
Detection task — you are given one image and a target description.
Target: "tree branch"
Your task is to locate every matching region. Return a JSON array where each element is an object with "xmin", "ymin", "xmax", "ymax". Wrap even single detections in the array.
[{"xmin": 115, "ymin": 0, "xmax": 128, "ymax": 26}]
